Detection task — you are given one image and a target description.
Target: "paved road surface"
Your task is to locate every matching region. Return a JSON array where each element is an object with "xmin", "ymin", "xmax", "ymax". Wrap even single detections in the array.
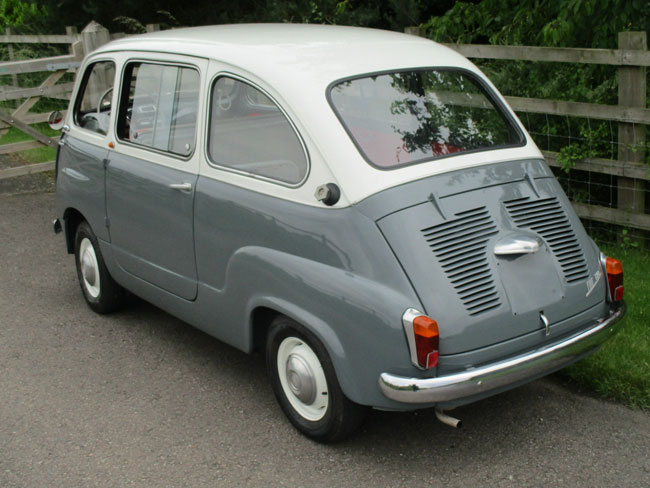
[{"xmin": 1, "ymin": 192, "xmax": 649, "ymax": 487}]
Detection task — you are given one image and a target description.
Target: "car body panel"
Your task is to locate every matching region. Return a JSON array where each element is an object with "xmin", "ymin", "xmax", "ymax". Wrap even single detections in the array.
[
  {"xmin": 105, "ymin": 150, "xmax": 199, "ymax": 300},
  {"xmin": 57, "ymin": 134, "xmax": 109, "ymax": 242},
  {"xmin": 370, "ymin": 158, "xmax": 606, "ymax": 355}
]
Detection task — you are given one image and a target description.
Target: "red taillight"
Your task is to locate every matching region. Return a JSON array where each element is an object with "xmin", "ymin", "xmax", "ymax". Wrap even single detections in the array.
[
  {"xmin": 605, "ymin": 257, "xmax": 624, "ymax": 302},
  {"xmin": 413, "ymin": 316, "xmax": 439, "ymax": 369}
]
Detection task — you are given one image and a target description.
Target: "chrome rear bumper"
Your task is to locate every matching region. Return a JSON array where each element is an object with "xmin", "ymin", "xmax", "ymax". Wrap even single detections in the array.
[{"xmin": 379, "ymin": 303, "xmax": 626, "ymax": 404}]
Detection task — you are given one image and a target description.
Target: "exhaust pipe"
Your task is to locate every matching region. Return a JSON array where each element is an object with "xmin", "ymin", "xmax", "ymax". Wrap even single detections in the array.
[{"xmin": 435, "ymin": 408, "xmax": 462, "ymax": 428}]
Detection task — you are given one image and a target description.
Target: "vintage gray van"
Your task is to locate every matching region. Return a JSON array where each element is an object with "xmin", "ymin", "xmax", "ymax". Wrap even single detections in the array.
[{"xmin": 52, "ymin": 24, "xmax": 626, "ymax": 441}]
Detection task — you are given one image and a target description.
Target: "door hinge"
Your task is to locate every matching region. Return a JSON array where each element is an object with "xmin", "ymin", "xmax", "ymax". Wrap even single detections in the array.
[{"xmin": 104, "ymin": 217, "xmax": 110, "ymax": 228}]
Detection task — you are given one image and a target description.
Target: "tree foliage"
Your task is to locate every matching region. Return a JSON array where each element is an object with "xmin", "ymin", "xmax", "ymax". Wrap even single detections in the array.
[
  {"xmin": 0, "ymin": 0, "xmax": 47, "ymax": 32},
  {"xmin": 423, "ymin": 0, "xmax": 649, "ymax": 48},
  {"xmin": 32, "ymin": 0, "xmax": 457, "ymax": 34}
]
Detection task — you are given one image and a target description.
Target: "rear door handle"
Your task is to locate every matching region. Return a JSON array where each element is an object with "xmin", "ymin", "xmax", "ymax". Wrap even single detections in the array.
[
  {"xmin": 169, "ymin": 182, "xmax": 193, "ymax": 192},
  {"xmin": 494, "ymin": 233, "xmax": 541, "ymax": 256}
]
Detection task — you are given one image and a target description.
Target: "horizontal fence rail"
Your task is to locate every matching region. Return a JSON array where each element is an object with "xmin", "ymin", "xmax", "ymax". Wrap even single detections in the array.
[
  {"xmin": 0, "ymin": 161, "xmax": 54, "ymax": 179},
  {"xmin": 0, "ymin": 82, "xmax": 75, "ymax": 101},
  {"xmin": 442, "ymin": 43, "xmax": 650, "ymax": 67},
  {"xmin": 572, "ymin": 203, "xmax": 650, "ymax": 232},
  {"xmin": 505, "ymin": 96, "xmax": 650, "ymax": 124},
  {"xmin": 543, "ymin": 151, "xmax": 650, "ymax": 180},
  {"xmin": 0, "ymin": 34, "xmax": 78, "ymax": 44},
  {"xmin": 0, "ymin": 41, "xmax": 82, "ymax": 75}
]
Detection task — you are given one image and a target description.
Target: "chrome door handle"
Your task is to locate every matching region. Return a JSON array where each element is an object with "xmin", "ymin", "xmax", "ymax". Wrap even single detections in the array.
[
  {"xmin": 494, "ymin": 233, "xmax": 542, "ymax": 256},
  {"xmin": 169, "ymin": 182, "xmax": 193, "ymax": 192}
]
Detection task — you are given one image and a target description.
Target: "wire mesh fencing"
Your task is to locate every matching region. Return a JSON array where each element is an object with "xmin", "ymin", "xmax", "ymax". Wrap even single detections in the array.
[{"xmin": 519, "ymin": 112, "xmax": 649, "ymax": 249}]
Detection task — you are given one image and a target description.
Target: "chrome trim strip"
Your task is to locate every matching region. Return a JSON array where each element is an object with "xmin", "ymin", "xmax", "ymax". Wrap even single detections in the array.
[
  {"xmin": 600, "ymin": 252, "xmax": 613, "ymax": 303},
  {"xmin": 402, "ymin": 308, "xmax": 423, "ymax": 370},
  {"xmin": 380, "ymin": 303, "xmax": 626, "ymax": 404}
]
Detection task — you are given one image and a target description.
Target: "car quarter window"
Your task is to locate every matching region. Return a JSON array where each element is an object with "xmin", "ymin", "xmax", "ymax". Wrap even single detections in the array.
[
  {"xmin": 74, "ymin": 60, "xmax": 116, "ymax": 135},
  {"xmin": 117, "ymin": 62, "xmax": 200, "ymax": 157},
  {"xmin": 208, "ymin": 77, "xmax": 308, "ymax": 184}
]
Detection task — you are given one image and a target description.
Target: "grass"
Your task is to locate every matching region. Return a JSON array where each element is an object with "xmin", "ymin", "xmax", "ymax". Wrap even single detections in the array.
[
  {"xmin": 0, "ymin": 122, "xmax": 58, "ymax": 165},
  {"xmin": 561, "ymin": 244, "xmax": 650, "ymax": 410}
]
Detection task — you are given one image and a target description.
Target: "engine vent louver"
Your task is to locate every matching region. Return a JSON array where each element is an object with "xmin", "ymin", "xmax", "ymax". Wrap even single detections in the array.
[
  {"xmin": 421, "ymin": 207, "xmax": 500, "ymax": 316},
  {"xmin": 504, "ymin": 197, "xmax": 589, "ymax": 283}
]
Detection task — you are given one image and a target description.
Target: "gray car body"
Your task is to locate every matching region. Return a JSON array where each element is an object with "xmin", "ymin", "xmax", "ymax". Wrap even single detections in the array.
[
  {"xmin": 57, "ymin": 138, "xmax": 611, "ymax": 410},
  {"xmin": 56, "ymin": 26, "xmax": 619, "ymax": 412}
]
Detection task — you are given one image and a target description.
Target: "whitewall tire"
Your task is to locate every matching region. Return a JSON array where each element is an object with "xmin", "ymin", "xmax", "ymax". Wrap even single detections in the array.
[
  {"xmin": 74, "ymin": 221, "xmax": 125, "ymax": 314},
  {"xmin": 266, "ymin": 316, "xmax": 366, "ymax": 442}
]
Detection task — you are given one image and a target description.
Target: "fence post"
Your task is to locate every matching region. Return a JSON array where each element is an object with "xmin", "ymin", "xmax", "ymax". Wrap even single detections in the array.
[
  {"xmin": 0, "ymin": 27, "xmax": 17, "ymax": 136},
  {"xmin": 80, "ymin": 21, "xmax": 110, "ymax": 56},
  {"xmin": 404, "ymin": 26, "xmax": 423, "ymax": 37},
  {"xmin": 5, "ymin": 27, "xmax": 18, "ymax": 109},
  {"xmin": 79, "ymin": 22, "xmax": 111, "ymax": 111},
  {"xmin": 65, "ymin": 26, "xmax": 78, "ymax": 54},
  {"xmin": 617, "ymin": 32, "xmax": 647, "ymax": 240}
]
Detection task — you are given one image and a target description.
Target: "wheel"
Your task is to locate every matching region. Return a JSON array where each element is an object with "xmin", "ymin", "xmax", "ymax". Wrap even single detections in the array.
[
  {"xmin": 74, "ymin": 221, "xmax": 125, "ymax": 314},
  {"xmin": 266, "ymin": 316, "xmax": 366, "ymax": 442}
]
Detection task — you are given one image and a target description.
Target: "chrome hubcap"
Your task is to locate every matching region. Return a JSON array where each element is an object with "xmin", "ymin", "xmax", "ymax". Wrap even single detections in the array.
[
  {"xmin": 79, "ymin": 238, "xmax": 100, "ymax": 298},
  {"xmin": 286, "ymin": 353, "xmax": 317, "ymax": 404},
  {"xmin": 277, "ymin": 337, "xmax": 329, "ymax": 421},
  {"xmin": 81, "ymin": 252, "xmax": 97, "ymax": 287}
]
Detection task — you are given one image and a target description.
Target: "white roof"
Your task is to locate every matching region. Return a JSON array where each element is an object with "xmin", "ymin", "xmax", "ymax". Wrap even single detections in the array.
[
  {"xmin": 94, "ymin": 24, "xmax": 542, "ymax": 206},
  {"xmin": 99, "ymin": 24, "xmax": 476, "ymax": 86}
]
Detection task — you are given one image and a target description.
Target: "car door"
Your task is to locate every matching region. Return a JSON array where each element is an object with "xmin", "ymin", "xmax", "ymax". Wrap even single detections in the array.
[
  {"xmin": 58, "ymin": 58, "xmax": 117, "ymax": 243},
  {"xmin": 105, "ymin": 55, "xmax": 206, "ymax": 301}
]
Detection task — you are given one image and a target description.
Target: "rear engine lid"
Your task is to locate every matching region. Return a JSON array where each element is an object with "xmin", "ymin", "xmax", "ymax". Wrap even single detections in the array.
[{"xmin": 368, "ymin": 159, "xmax": 606, "ymax": 355}]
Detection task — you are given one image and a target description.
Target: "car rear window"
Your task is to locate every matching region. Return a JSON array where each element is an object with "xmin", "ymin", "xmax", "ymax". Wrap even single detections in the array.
[{"xmin": 329, "ymin": 69, "xmax": 524, "ymax": 169}]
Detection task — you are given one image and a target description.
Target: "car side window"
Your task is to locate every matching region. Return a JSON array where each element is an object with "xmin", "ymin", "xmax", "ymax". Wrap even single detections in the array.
[
  {"xmin": 117, "ymin": 62, "xmax": 200, "ymax": 157},
  {"xmin": 208, "ymin": 77, "xmax": 308, "ymax": 184},
  {"xmin": 74, "ymin": 61, "xmax": 116, "ymax": 135}
]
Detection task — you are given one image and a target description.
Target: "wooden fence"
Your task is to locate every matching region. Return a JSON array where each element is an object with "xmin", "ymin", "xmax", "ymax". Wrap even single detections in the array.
[
  {"xmin": 0, "ymin": 23, "xmax": 648, "ymax": 235},
  {"xmin": 0, "ymin": 22, "xmax": 154, "ymax": 180}
]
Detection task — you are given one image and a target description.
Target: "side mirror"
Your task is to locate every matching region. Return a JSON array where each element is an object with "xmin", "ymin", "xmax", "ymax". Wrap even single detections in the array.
[{"xmin": 48, "ymin": 111, "xmax": 65, "ymax": 131}]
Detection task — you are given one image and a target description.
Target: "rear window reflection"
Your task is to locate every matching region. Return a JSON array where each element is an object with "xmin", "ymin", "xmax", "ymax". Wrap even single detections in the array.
[{"xmin": 329, "ymin": 70, "xmax": 524, "ymax": 169}]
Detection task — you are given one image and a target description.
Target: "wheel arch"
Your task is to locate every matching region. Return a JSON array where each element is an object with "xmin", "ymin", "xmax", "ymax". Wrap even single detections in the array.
[
  {"xmin": 248, "ymin": 299, "xmax": 346, "ymax": 361},
  {"xmin": 219, "ymin": 245, "xmax": 422, "ymax": 409},
  {"xmin": 250, "ymin": 306, "xmax": 280, "ymax": 355},
  {"xmin": 62, "ymin": 207, "xmax": 87, "ymax": 254}
]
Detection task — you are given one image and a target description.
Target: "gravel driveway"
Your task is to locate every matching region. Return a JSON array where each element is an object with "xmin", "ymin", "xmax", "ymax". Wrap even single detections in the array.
[{"xmin": 1, "ymin": 191, "xmax": 649, "ymax": 488}]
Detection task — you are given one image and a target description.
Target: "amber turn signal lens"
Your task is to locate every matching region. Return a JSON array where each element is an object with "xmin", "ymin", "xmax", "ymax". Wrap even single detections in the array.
[
  {"xmin": 605, "ymin": 257, "xmax": 623, "ymax": 302},
  {"xmin": 413, "ymin": 316, "xmax": 439, "ymax": 369}
]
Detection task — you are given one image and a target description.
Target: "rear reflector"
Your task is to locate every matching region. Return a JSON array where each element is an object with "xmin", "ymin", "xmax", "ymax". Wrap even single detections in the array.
[
  {"xmin": 413, "ymin": 316, "xmax": 439, "ymax": 369},
  {"xmin": 605, "ymin": 256, "xmax": 624, "ymax": 303}
]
